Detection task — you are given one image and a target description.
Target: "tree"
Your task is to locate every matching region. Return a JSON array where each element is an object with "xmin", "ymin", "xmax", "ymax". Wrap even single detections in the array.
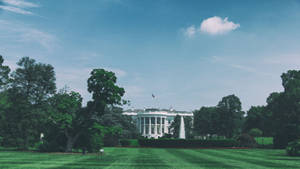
[
  {"xmin": 193, "ymin": 106, "xmax": 219, "ymax": 136},
  {"xmin": 0, "ymin": 55, "xmax": 11, "ymax": 145},
  {"xmin": 248, "ymin": 128, "xmax": 263, "ymax": 138},
  {"xmin": 268, "ymin": 70, "xmax": 300, "ymax": 148},
  {"xmin": 0, "ymin": 55, "xmax": 10, "ymax": 89},
  {"xmin": 1, "ymin": 57, "xmax": 56, "ymax": 149},
  {"xmin": 87, "ymin": 69, "xmax": 125, "ymax": 117},
  {"xmin": 244, "ymin": 106, "xmax": 272, "ymax": 136},
  {"xmin": 99, "ymin": 106, "xmax": 139, "ymax": 145},
  {"xmin": 11, "ymin": 57, "xmax": 56, "ymax": 104},
  {"xmin": 47, "ymin": 90, "xmax": 83, "ymax": 152},
  {"xmin": 217, "ymin": 94, "xmax": 244, "ymax": 138}
]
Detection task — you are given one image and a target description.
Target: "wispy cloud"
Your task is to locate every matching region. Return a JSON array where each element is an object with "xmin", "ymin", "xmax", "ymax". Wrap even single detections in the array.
[
  {"xmin": 0, "ymin": 5, "xmax": 32, "ymax": 15},
  {"xmin": 0, "ymin": 19, "xmax": 57, "ymax": 50},
  {"xmin": 184, "ymin": 25, "xmax": 196, "ymax": 38},
  {"xmin": 211, "ymin": 56, "xmax": 273, "ymax": 77},
  {"xmin": 2, "ymin": 0, "xmax": 38, "ymax": 8},
  {"xmin": 0, "ymin": 0, "xmax": 38, "ymax": 15},
  {"xmin": 183, "ymin": 16, "xmax": 240, "ymax": 37}
]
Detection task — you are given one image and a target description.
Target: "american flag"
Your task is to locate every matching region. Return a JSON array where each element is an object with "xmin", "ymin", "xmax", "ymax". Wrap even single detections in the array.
[{"xmin": 152, "ymin": 94, "xmax": 155, "ymax": 98}]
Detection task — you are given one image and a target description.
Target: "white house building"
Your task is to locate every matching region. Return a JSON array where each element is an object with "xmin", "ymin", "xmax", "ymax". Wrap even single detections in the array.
[{"xmin": 123, "ymin": 108, "xmax": 193, "ymax": 139}]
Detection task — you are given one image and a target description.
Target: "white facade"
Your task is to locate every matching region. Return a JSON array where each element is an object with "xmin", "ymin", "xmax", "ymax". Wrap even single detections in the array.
[{"xmin": 123, "ymin": 109, "xmax": 193, "ymax": 139}]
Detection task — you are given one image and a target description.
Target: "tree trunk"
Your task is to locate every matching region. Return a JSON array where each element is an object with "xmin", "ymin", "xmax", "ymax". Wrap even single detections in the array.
[
  {"xmin": 65, "ymin": 130, "xmax": 80, "ymax": 152},
  {"xmin": 65, "ymin": 137, "xmax": 74, "ymax": 152}
]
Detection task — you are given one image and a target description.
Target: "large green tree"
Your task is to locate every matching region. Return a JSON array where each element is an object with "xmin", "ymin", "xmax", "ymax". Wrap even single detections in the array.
[
  {"xmin": 217, "ymin": 94, "xmax": 244, "ymax": 138},
  {"xmin": 193, "ymin": 106, "xmax": 219, "ymax": 136},
  {"xmin": 244, "ymin": 106, "xmax": 272, "ymax": 136},
  {"xmin": 87, "ymin": 69, "xmax": 125, "ymax": 117},
  {"xmin": 268, "ymin": 70, "xmax": 300, "ymax": 148},
  {"xmin": 47, "ymin": 90, "xmax": 83, "ymax": 152},
  {"xmin": 1, "ymin": 57, "xmax": 56, "ymax": 149}
]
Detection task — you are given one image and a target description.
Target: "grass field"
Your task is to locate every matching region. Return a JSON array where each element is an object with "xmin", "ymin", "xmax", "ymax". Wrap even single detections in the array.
[
  {"xmin": 255, "ymin": 137, "xmax": 273, "ymax": 145},
  {"xmin": 1, "ymin": 148, "xmax": 300, "ymax": 169}
]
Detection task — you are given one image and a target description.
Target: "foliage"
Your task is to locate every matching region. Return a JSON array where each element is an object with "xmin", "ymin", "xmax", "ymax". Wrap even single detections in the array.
[
  {"xmin": 0, "ymin": 57, "xmax": 56, "ymax": 150},
  {"xmin": 138, "ymin": 138, "xmax": 239, "ymax": 148},
  {"xmin": 194, "ymin": 106, "xmax": 219, "ymax": 136},
  {"xmin": 237, "ymin": 134, "xmax": 257, "ymax": 148},
  {"xmin": 286, "ymin": 140, "xmax": 300, "ymax": 156},
  {"xmin": 47, "ymin": 89, "xmax": 83, "ymax": 152},
  {"xmin": 0, "ymin": 55, "xmax": 10, "ymax": 89},
  {"xmin": 248, "ymin": 128, "xmax": 263, "ymax": 137},
  {"xmin": 217, "ymin": 95, "xmax": 245, "ymax": 138},
  {"xmin": 87, "ymin": 69, "xmax": 125, "ymax": 117},
  {"xmin": 99, "ymin": 106, "xmax": 139, "ymax": 140},
  {"xmin": 244, "ymin": 106, "xmax": 273, "ymax": 136},
  {"xmin": 267, "ymin": 70, "xmax": 300, "ymax": 148},
  {"xmin": 120, "ymin": 139, "xmax": 140, "ymax": 147},
  {"xmin": 194, "ymin": 95, "xmax": 244, "ymax": 138}
]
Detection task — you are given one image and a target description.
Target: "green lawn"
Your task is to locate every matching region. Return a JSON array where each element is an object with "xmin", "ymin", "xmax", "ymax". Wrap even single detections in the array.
[
  {"xmin": 255, "ymin": 137, "xmax": 273, "ymax": 145},
  {"xmin": 1, "ymin": 148, "xmax": 300, "ymax": 169}
]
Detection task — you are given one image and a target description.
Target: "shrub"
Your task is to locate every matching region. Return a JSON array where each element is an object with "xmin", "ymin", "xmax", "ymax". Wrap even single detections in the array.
[
  {"xmin": 37, "ymin": 140, "xmax": 65, "ymax": 152},
  {"xmin": 120, "ymin": 139, "xmax": 140, "ymax": 147},
  {"xmin": 138, "ymin": 138, "xmax": 239, "ymax": 148},
  {"xmin": 237, "ymin": 134, "xmax": 257, "ymax": 148},
  {"xmin": 120, "ymin": 139, "xmax": 130, "ymax": 147},
  {"xmin": 286, "ymin": 140, "xmax": 300, "ymax": 156},
  {"xmin": 0, "ymin": 136, "xmax": 3, "ymax": 146},
  {"xmin": 249, "ymin": 128, "xmax": 262, "ymax": 137}
]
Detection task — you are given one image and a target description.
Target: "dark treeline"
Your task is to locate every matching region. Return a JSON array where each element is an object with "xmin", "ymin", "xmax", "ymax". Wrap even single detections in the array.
[
  {"xmin": 193, "ymin": 70, "xmax": 300, "ymax": 148},
  {"xmin": 0, "ymin": 55, "xmax": 138, "ymax": 152}
]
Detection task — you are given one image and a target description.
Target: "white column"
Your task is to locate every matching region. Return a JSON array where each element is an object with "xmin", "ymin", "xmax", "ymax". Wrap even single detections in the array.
[
  {"xmin": 164, "ymin": 117, "xmax": 168, "ymax": 134},
  {"xmin": 149, "ymin": 117, "xmax": 151, "ymax": 135},
  {"xmin": 139, "ymin": 117, "xmax": 141, "ymax": 133},
  {"xmin": 154, "ymin": 116, "xmax": 157, "ymax": 137},
  {"xmin": 160, "ymin": 116, "xmax": 162, "ymax": 136},
  {"xmin": 143, "ymin": 117, "xmax": 146, "ymax": 136}
]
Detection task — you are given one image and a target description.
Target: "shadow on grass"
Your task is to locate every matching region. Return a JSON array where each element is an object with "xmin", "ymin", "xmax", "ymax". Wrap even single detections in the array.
[
  {"xmin": 195, "ymin": 149, "xmax": 296, "ymax": 168},
  {"xmin": 166, "ymin": 149, "xmax": 238, "ymax": 168},
  {"xmin": 133, "ymin": 148, "xmax": 170, "ymax": 168}
]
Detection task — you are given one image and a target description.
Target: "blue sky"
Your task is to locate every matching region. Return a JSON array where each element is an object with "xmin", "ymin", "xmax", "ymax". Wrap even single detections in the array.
[{"xmin": 1, "ymin": 0, "xmax": 300, "ymax": 111}]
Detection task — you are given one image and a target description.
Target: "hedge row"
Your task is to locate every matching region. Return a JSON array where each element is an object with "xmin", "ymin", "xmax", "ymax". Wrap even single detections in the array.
[{"xmin": 138, "ymin": 139, "xmax": 239, "ymax": 148}]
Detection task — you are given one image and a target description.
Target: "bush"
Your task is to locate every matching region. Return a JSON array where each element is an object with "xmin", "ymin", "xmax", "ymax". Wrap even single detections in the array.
[
  {"xmin": 286, "ymin": 140, "xmax": 300, "ymax": 156},
  {"xmin": 120, "ymin": 139, "xmax": 139, "ymax": 147},
  {"xmin": 0, "ymin": 136, "xmax": 3, "ymax": 146},
  {"xmin": 249, "ymin": 128, "xmax": 262, "ymax": 137},
  {"xmin": 138, "ymin": 138, "xmax": 239, "ymax": 148},
  {"xmin": 120, "ymin": 139, "xmax": 130, "ymax": 147},
  {"xmin": 237, "ymin": 134, "xmax": 257, "ymax": 148},
  {"xmin": 37, "ymin": 140, "xmax": 65, "ymax": 152}
]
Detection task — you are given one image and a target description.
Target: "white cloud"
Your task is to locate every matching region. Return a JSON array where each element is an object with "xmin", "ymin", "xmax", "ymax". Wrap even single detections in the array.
[
  {"xmin": 0, "ymin": 0, "xmax": 38, "ymax": 15},
  {"xmin": 0, "ymin": 5, "xmax": 32, "ymax": 15},
  {"xmin": 2, "ymin": 0, "xmax": 38, "ymax": 8},
  {"xmin": 200, "ymin": 16, "xmax": 240, "ymax": 35},
  {"xmin": 184, "ymin": 25, "xmax": 196, "ymax": 38}
]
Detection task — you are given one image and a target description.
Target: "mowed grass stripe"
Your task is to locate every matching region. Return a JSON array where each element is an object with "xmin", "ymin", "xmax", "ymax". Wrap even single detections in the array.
[
  {"xmin": 223, "ymin": 149, "xmax": 300, "ymax": 167},
  {"xmin": 196, "ymin": 149, "xmax": 296, "ymax": 168},
  {"xmin": 188, "ymin": 149, "xmax": 262, "ymax": 169},
  {"xmin": 0, "ymin": 152, "xmax": 81, "ymax": 169},
  {"xmin": 165, "ymin": 148, "xmax": 238, "ymax": 168},
  {"xmin": 132, "ymin": 148, "xmax": 170, "ymax": 168}
]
